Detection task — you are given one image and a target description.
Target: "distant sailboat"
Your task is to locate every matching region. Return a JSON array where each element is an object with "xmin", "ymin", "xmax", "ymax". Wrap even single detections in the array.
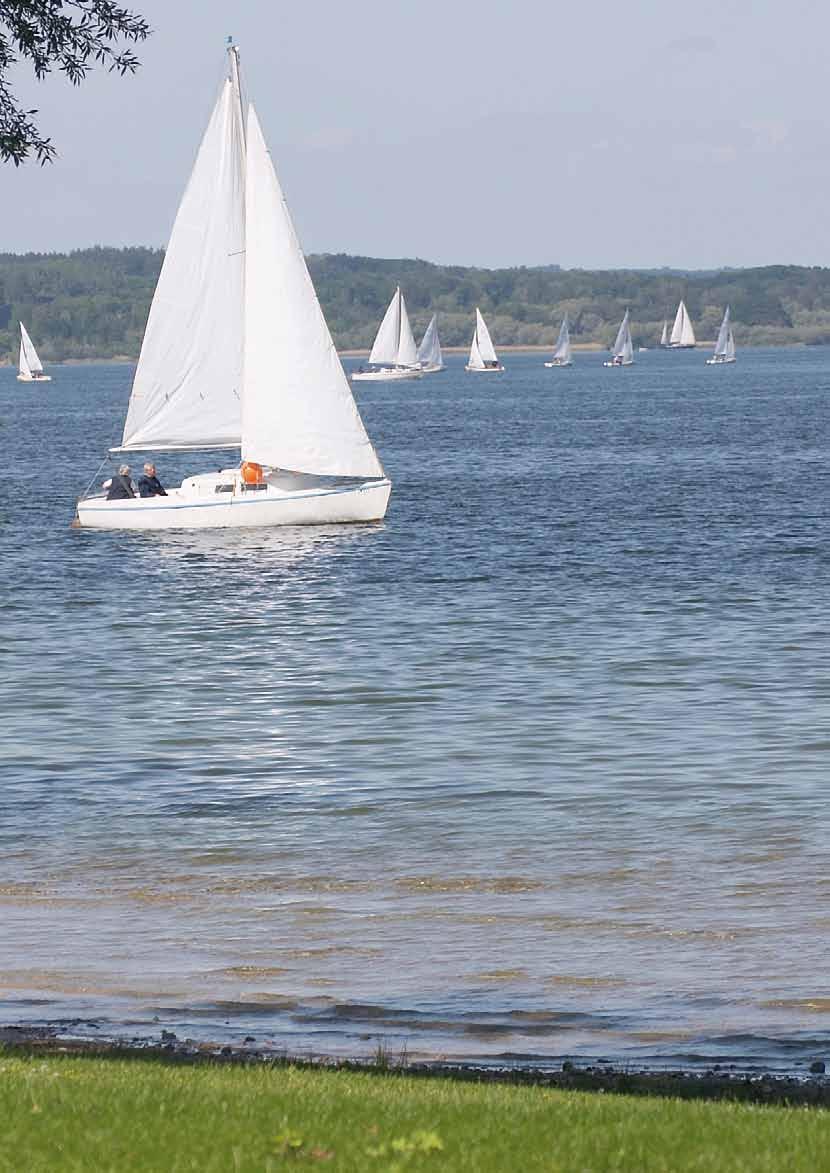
[
  {"xmin": 466, "ymin": 308, "xmax": 504, "ymax": 372},
  {"xmin": 669, "ymin": 300, "xmax": 696, "ymax": 348},
  {"xmin": 76, "ymin": 44, "xmax": 390, "ymax": 531},
  {"xmin": 416, "ymin": 314, "xmax": 444, "ymax": 373},
  {"xmin": 659, "ymin": 319, "xmax": 669, "ymax": 347},
  {"xmin": 603, "ymin": 310, "xmax": 634, "ymax": 367},
  {"xmin": 17, "ymin": 322, "xmax": 51, "ymax": 382},
  {"xmin": 706, "ymin": 307, "xmax": 736, "ymax": 365},
  {"xmin": 544, "ymin": 314, "xmax": 573, "ymax": 367},
  {"xmin": 352, "ymin": 287, "xmax": 422, "ymax": 382}
]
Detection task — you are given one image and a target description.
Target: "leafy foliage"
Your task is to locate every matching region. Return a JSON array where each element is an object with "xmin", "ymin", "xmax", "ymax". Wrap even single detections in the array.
[
  {"xmin": 0, "ymin": 1, "xmax": 150, "ymax": 165},
  {"xmin": 3, "ymin": 248, "xmax": 830, "ymax": 362}
]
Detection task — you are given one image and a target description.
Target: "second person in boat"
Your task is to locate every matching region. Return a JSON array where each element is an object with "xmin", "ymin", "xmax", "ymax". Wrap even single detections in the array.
[{"xmin": 138, "ymin": 462, "xmax": 167, "ymax": 497}]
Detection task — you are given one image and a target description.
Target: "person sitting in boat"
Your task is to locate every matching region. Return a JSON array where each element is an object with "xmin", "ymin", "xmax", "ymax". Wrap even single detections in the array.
[
  {"xmin": 138, "ymin": 462, "xmax": 167, "ymax": 497},
  {"xmin": 104, "ymin": 464, "xmax": 135, "ymax": 499}
]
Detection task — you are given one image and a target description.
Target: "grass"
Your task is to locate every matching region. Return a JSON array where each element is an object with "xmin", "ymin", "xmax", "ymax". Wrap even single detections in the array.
[{"xmin": 1, "ymin": 1050, "xmax": 829, "ymax": 1172}]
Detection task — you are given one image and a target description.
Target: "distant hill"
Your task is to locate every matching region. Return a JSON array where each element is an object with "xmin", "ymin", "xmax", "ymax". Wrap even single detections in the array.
[{"xmin": 2, "ymin": 247, "xmax": 830, "ymax": 361}]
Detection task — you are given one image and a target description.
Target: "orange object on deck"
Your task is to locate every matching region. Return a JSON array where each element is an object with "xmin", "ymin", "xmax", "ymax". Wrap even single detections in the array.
[{"xmin": 241, "ymin": 461, "xmax": 264, "ymax": 485}]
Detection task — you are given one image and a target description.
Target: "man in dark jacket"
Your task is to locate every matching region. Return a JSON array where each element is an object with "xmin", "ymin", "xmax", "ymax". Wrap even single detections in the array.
[
  {"xmin": 105, "ymin": 465, "xmax": 135, "ymax": 499},
  {"xmin": 137, "ymin": 462, "xmax": 167, "ymax": 497}
]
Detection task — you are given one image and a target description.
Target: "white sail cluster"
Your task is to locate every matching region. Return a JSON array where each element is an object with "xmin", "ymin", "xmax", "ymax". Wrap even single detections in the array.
[{"xmin": 117, "ymin": 50, "xmax": 382, "ymax": 480}]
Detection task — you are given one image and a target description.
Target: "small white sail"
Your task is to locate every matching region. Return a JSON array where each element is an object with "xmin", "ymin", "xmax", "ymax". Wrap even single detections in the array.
[
  {"xmin": 369, "ymin": 290, "xmax": 402, "ymax": 365},
  {"xmin": 368, "ymin": 288, "xmax": 418, "ymax": 368},
  {"xmin": 610, "ymin": 310, "xmax": 633, "ymax": 362},
  {"xmin": 19, "ymin": 322, "xmax": 43, "ymax": 376},
  {"xmin": 669, "ymin": 300, "xmax": 696, "ymax": 347},
  {"xmin": 119, "ymin": 69, "xmax": 246, "ymax": 451},
  {"xmin": 714, "ymin": 308, "xmax": 730, "ymax": 356},
  {"xmin": 475, "ymin": 308, "xmax": 499, "ymax": 365},
  {"xmin": 417, "ymin": 314, "xmax": 443, "ymax": 369},
  {"xmin": 468, "ymin": 332, "xmax": 485, "ymax": 370},
  {"xmin": 659, "ymin": 319, "xmax": 669, "ymax": 347},
  {"xmin": 708, "ymin": 306, "xmax": 736, "ymax": 363},
  {"xmin": 552, "ymin": 314, "xmax": 571, "ymax": 363},
  {"xmin": 242, "ymin": 105, "xmax": 383, "ymax": 479}
]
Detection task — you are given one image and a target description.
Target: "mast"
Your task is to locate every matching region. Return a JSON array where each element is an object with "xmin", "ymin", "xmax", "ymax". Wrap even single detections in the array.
[{"xmin": 227, "ymin": 38, "xmax": 245, "ymax": 141}]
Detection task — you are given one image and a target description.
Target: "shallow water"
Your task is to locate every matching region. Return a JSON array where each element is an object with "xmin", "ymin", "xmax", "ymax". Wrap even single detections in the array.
[{"xmin": 2, "ymin": 347, "xmax": 830, "ymax": 1074}]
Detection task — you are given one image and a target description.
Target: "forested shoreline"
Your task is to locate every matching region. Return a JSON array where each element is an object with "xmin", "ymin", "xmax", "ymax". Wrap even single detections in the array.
[{"xmin": 2, "ymin": 247, "xmax": 830, "ymax": 361}]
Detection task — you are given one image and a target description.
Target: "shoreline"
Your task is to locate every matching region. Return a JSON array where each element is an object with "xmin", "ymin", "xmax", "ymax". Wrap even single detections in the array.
[
  {"xmin": 2, "ymin": 1025, "xmax": 828, "ymax": 1108},
  {"xmin": 0, "ymin": 341, "xmax": 817, "ymax": 366}
]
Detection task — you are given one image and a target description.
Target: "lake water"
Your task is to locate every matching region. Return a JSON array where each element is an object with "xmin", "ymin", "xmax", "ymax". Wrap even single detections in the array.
[{"xmin": 2, "ymin": 347, "xmax": 830, "ymax": 1075}]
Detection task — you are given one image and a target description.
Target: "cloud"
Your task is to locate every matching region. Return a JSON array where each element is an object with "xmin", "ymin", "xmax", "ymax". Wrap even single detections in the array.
[{"xmin": 666, "ymin": 35, "xmax": 717, "ymax": 54}]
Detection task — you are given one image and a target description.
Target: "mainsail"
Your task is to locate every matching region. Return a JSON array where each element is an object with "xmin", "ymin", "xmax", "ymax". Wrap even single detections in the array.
[
  {"xmin": 242, "ymin": 106, "xmax": 383, "ymax": 478},
  {"xmin": 670, "ymin": 300, "xmax": 696, "ymax": 347},
  {"xmin": 417, "ymin": 314, "xmax": 443, "ymax": 369},
  {"xmin": 659, "ymin": 319, "xmax": 669, "ymax": 347},
  {"xmin": 119, "ymin": 64, "xmax": 246, "ymax": 451},
  {"xmin": 712, "ymin": 304, "xmax": 731, "ymax": 354},
  {"xmin": 475, "ymin": 308, "xmax": 499, "ymax": 364},
  {"xmin": 713, "ymin": 307, "xmax": 735, "ymax": 361},
  {"xmin": 19, "ymin": 323, "xmax": 43, "ymax": 377},
  {"xmin": 552, "ymin": 314, "xmax": 571, "ymax": 363},
  {"xmin": 368, "ymin": 288, "xmax": 418, "ymax": 368},
  {"xmin": 612, "ymin": 310, "xmax": 633, "ymax": 362}
]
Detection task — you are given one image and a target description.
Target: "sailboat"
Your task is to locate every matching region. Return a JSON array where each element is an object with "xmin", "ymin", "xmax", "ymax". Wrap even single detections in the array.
[
  {"xmin": 706, "ymin": 307, "xmax": 736, "ymax": 365},
  {"xmin": 544, "ymin": 314, "xmax": 573, "ymax": 367},
  {"xmin": 668, "ymin": 300, "xmax": 696, "ymax": 348},
  {"xmin": 659, "ymin": 319, "xmax": 669, "ymax": 348},
  {"xmin": 466, "ymin": 308, "xmax": 504, "ymax": 372},
  {"xmin": 416, "ymin": 314, "xmax": 444, "ymax": 373},
  {"xmin": 603, "ymin": 310, "xmax": 634, "ymax": 367},
  {"xmin": 17, "ymin": 322, "xmax": 51, "ymax": 382},
  {"xmin": 76, "ymin": 45, "xmax": 390, "ymax": 531},
  {"xmin": 351, "ymin": 287, "xmax": 422, "ymax": 382}
]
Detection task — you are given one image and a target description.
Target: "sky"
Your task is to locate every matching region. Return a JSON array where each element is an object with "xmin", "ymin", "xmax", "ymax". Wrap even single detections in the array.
[{"xmin": 1, "ymin": 0, "xmax": 828, "ymax": 269}]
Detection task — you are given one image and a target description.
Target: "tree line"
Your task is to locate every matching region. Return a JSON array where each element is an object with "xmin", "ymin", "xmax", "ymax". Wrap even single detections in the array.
[{"xmin": 3, "ymin": 247, "xmax": 830, "ymax": 362}]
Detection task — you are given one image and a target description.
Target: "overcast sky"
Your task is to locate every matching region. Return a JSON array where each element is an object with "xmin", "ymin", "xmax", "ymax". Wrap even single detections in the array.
[{"xmin": 1, "ymin": 0, "xmax": 827, "ymax": 269}]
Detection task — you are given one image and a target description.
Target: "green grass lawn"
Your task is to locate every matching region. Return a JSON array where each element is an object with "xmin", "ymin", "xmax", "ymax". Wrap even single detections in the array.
[{"xmin": 1, "ymin": 1051, "xmax": 828, "ymax": 1172}]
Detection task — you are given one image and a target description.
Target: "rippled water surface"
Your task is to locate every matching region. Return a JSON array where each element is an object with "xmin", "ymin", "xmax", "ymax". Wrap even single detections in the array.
[{"xmin": 2, "ymin": 348, "xmax": 830, "ymax": 1073}]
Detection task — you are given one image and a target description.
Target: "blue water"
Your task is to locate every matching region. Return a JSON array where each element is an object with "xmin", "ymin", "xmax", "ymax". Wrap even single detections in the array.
[{"xmin": 2, "ymin": 347, "xmax": 830, "ymax": 1074}]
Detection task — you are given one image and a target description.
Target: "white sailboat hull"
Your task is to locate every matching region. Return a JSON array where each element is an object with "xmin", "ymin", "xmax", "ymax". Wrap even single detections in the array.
[
  {"xmin": 706, "ymin": 356, "xmax": 737, "ymax": 365},
  {"xmin": 351, "ymin": 367, "xmax": 422, "ymax": 382},
  {"xmin": 17, "ymin": 373, "xmax": 52, "ymax": 382},
  {"xmin": 603, "ymin": 358, "xmax": 634, "ymax": 367},
  {"xmin": 417, "ymin": 363, "xmax": 445, "ymax": 374},
  {"xmin": 544, "ymin": 359, "xmax": 573, "ymax": 368},
  {"xmin": 465, "ymin": 364, "xmax": 504, "ymax": 372},
  {"xmin": 77, "ymin": 471, "xmax": 391, "ymax": 531}
]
